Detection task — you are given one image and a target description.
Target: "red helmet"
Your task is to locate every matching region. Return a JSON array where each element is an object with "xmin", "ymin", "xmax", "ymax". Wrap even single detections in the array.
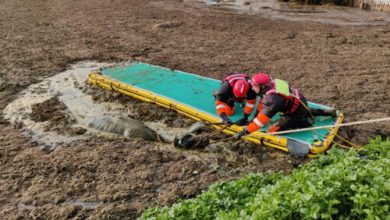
[
  {"xmin": 251, "ymin": 72, "xmax": 271, "ymax": 87},
  {"xmin": 232, "ymin": 79, "xmax": 249, "ymax": 98}
]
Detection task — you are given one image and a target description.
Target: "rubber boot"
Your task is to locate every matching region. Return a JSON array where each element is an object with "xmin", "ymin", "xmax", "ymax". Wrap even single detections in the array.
[
  {"xmin": 311, "ymin": 108, "xmax": 337, "ymax": 117},
  {"xmin": 323, "ymin": 108, "xmax": 338, "ymax": 117}
]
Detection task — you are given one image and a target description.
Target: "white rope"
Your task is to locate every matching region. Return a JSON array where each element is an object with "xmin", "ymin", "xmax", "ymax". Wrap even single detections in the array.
[{"xmin": 270, "ymin": 117, "xmax": 390, "ymax": 135}]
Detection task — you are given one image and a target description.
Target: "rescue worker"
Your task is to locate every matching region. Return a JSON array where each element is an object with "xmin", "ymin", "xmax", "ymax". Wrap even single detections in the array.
[
  {"xmin": 215, "ymin": 73, "xmax": 258, "ymax": 126},
  {"xmin": 234, "ymin": 72, "xmax": 336, "ymax": 139}
]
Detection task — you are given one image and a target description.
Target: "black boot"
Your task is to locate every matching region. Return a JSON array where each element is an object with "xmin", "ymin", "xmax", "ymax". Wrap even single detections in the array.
[{"xmin": 311, "ymin": 108, "xmax": 337, "ymax": 117}]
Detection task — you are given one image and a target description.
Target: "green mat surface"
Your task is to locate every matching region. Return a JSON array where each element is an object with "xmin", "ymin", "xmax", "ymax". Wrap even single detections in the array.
[{"xmin": 100, "ymin": 62, "xmax": 337, "ymax": 144}]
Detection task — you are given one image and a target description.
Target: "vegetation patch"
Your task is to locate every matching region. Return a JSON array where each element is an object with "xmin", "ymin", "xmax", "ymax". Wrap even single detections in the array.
[{"xmin": 141, "ymin": 137, "xmax": 390, "ymax": 219}]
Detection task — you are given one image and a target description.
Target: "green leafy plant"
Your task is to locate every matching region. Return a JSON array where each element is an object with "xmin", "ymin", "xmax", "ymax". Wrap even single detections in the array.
[{"xmin": 141, "ymin": 137, "xmax": 389, "ymax": 220}]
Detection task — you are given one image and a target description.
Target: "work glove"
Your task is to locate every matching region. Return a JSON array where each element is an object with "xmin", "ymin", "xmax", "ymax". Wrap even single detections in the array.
[
  {"xmin": 220, "ymin": 112, "xmax": 233, "ymax": 126},
  {"xmin": 234, "ymin": 127, "xmax": 248, "ymax": 140},
  {"xmin": 234, "ymin": 113, "xmax": 249, "ymax": 126}
]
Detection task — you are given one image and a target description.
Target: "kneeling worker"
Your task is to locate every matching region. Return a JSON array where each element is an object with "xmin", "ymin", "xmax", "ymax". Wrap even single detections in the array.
[
  {"xmin": 234, "ymin": 73, "xmax": 336, "ymax": 139},
  {"xmin": 215, "ymin": 73, "xmax": 258, "ymax": 126}
]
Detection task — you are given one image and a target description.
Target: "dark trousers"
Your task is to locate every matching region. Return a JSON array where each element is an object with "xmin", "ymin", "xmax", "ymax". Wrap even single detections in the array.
[
  {"xmin": 273, "ymin": 96, "xmax": 312, "ymax": 131},
  {"xmin": 273, "ymin": 97, "xmax": 335, "ymax": 131}
]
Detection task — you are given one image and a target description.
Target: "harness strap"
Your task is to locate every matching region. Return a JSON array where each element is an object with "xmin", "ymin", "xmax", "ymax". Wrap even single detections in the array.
[
  {"xmin": 224, "ymin": 73, "xmax": 248, "ymax": 87},
  {"xmin": 266, "ymin": 79, "xmax": 301, "ymax": 114}
]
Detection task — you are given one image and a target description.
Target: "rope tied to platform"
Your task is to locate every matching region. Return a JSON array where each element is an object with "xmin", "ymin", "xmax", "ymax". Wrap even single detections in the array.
[{"xmin": 270, "ymin": 117, "xmax": 390, "ymax": 135}]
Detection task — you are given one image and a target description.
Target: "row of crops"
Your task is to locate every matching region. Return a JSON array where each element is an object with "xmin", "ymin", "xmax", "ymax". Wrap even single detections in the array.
[{"xmin": 141, "ymin": 137, "xmax": 389, "ymax": 219}]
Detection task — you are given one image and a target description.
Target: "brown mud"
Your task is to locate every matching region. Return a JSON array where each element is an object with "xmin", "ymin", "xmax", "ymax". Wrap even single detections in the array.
[
  {"xmin": 1, "ymin": 0, "xmax": 389, "ymax": 219},
  {"xmin": 30, "ymin": 97, "xmax": 87, "ymax": 136}
]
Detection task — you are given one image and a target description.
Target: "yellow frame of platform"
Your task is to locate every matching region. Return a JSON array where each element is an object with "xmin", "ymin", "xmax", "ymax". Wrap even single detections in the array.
[{"xmin": 88, "ymin": 72, "xmax": 344, "ymax": 156}]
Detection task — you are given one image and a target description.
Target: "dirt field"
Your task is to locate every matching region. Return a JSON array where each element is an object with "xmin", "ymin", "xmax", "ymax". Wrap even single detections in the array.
[{"xmin": 1, "ymin": 0, "xmax": 389, "ymax": 219}]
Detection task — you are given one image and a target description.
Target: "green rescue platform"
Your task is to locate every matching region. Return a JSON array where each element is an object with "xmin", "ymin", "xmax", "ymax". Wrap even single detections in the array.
[{"xmin": 88, "ymin": 62, "xmax": 343, "ymax": 156}]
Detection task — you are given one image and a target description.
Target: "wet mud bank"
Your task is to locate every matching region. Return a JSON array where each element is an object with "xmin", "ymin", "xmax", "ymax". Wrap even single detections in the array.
[{"xmin": 3, "ymin": 62, "xmax": 174, "ymax": 151}]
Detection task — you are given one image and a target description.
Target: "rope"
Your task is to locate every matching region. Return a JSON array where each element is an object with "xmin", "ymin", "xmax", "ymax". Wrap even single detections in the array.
[
  {"xmin": 335, "ymin": 133, "xmax": 362, "ymax": 149},
  {"xmin": 331, "ymin": 140, "xmax": 352, "ymax": 149},
  {"xmin": 270, "ymin": 117, "xmax": 390, "ymax": 135},
  {"xmin": 298, "ymin": 99, "xmax": 315, "ymax": 118},
  {"xmin": 209, "ymin": 136, "xmax": 236, "ymax": 144},
  {"xmin": 109, "ymin": 82, "xmax": 117, "ymax": 92},
  {"xmin": 204, "ymin": 125, "xmax": 228, "ymax": 138},
  {"xmin": 191, "ymin": 125, "xmax": 228, "ymax": 147},
  {"xmin": 199, "ymin": 120, "xmax": 225, "ymax": 127},
  {"xmin": 308, "ymin": 127, "xmax": 360, "ymax": 150}
]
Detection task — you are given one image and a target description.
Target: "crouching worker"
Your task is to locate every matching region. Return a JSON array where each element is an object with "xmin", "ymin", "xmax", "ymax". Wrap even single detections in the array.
[
  {"xmin": 215, "ymin": 73, "xmax": 258, "ymax": 126},
  {"xmin": 234, "ymin": 73, "xmax": 336, "ymax": 139}
]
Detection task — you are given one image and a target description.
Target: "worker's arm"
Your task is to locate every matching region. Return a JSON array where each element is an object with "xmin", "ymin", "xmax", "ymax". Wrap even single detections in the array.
[
  {"xmin": 247, "ymin": 95, "xmax": 284, "ymax": 133},
  {"xmin": 234, "ymin": 88, "xmax": 258, "ymax": 126},
  {"xmin": 215, "ymin": 81, "xmax": 233, "ymax": 115},
  {"xmin": 234, "ymin": 98, "xmax": 256, "ymax": 126},
  {"xmin": 243, "ymin": 99, "xmax": 256, "ymax": 115},
  {"xmin": 215, "ymin": 81, "xmax": 234, "ymax": 126},
  {"xmin": 243, "ymin": 89, "xmax": 257, "ymax": 115},
  {"xmin": 234, "ymin": 95, "xmax": 284, "ymax": 139}
]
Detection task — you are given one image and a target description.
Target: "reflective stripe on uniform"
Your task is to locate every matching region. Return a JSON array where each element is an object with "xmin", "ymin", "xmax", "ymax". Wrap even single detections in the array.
[
  {"xmin": 244, "ymin": 99, "xmax": 257, "ymax": 115},
  {"xmin": 245, "ymin": 103, "xmax": 254, "ymax": 108},
  {"xmin": 247, "ymin": 113, "xmax": 270, "ymax": 133},
  {"xmin": 227, "ymin": 76, "xmax": 246, "ymax": 84},
  {"xmin": 216, "ymin": 104, "xmax": 225, "ymax": 109},
  {"xmin": 266, "ymin": 89, "xmax": 276, "ymax": 95},
  {"xmin": 224, "ymin": 74, "xmax": 248, "ymax": 87},
  {"xmin": 253, "ymin": 118, "xmax": 264, "ymax": 127}
]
